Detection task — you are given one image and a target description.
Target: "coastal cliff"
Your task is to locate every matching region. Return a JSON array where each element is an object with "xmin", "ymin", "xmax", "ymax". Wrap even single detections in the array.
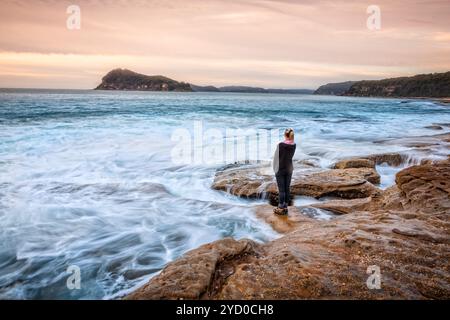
[
  {"xmin": 314, "ymin": 72, "xmax": 450, "ymax": 98},
  {"xmin": 314, "ymin": 81, "xmax": 356, "ymax": 95},
  {"xmin": 95, "ymin": 69, "xmax": 192, "ymax": 91},
  {"xmin": 96, "ymin": 69, "xmax": 449, "ymax": 97},
  {"xmin": 127, "ymin": 132, "xmax": 450, "ymax": 300},
  {"xmin": 345, "ymin": 72, "xmax": 450, "ymax": 98}
]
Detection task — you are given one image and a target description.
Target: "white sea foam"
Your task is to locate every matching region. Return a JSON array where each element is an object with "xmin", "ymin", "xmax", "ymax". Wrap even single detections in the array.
[{"xmin": 0, "ymin": 90, "xmax": 449, "ymax": 299}]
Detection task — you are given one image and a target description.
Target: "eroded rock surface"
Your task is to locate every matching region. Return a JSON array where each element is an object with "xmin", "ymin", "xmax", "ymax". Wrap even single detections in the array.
[
  {"xmin": 128, "ymin": 159, "xmax": 450, "ymax": 300},
  {"xmin": 254, "ymin": 205, "xmax": 316, "ymax": 233},
  {"xmin": 126, "ymin": 238, "xmax": 261, "ymax": 300},
  {"xmin": 333, "ymin": 158, "xmax": 375, "ymax": 169},
  {"xmin": 212, "ymin": 165, "xmax": 380, "ymax": 200}
]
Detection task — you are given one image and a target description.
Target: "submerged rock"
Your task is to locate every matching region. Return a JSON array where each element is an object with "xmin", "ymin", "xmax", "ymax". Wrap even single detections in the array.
[
  {"xmin": 295, "ymin": 158, "xmax": 321, "ymax": 168},
  {"xmin": 395, "ymin": 157, "xmax": 450, "ymax": 213},
  {"xmin": 425, "ymin": 125, "xmax": 443, "ymax": 130},
  {"xmin": 374, "ymin": 133, "xmax": 450, "ymax": 153},
  {"xmin": 127, "ymin": 159, "xmax": 450, "ymax": 299},
  {"xmin": 254, "ymin": 205, "xmax": 316, "ymax": 233},
  {"xmin": 364, "ymin": 153, "xmax": 407, "ymax": 166}
]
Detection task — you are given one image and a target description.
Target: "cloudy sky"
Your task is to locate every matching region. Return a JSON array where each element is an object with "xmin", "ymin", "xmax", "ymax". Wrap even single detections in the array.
[{"xmin": 0, "ymin": 0, "xmax": 449, "ymax": 89}]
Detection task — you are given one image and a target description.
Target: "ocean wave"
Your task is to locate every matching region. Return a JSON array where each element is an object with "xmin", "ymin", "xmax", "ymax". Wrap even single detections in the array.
[{"xmin": 1, "ymin": 90, "xmax": 449, "ymax": 299}]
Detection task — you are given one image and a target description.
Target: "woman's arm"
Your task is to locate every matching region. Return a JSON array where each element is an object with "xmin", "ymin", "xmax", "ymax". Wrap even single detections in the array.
[{"xmin": 272, "ymin": 143, "xmax": 280, "ymax": 174}]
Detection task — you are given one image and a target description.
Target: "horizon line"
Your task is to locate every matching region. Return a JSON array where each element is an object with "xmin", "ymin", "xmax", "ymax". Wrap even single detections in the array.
[{"xmin": 1, "ymin": 69, "xmax": 449, "ymax": 91}]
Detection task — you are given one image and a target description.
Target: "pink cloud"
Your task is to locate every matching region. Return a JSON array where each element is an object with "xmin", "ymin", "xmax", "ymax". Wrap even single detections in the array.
[{"xmin": 0, "ymin": 0, "xmax": 449, "ymax": 88}]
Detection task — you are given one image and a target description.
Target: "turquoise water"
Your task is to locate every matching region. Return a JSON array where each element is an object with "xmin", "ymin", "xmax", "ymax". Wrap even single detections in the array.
[{"xmin": 1, "ymin": 89, "xmax": 449, "ymax": 299}]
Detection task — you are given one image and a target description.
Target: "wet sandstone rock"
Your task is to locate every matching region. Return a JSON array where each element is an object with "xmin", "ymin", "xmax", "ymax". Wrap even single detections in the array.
[
  {"xmin": 212, "ymin": 165, "xmax": 380, "ymax": 200},
  {"xmin": 128, "ymin": 159, "xmax": 450, "ymax": 300},
  {"xmin": 333, "ymin": 158, "xmax": 375, "ymax": 169},
  {"xmin": 125, "ymin": 238, "xmax": 260, "ymax": 300},
  {"xmin": 364, "ymin": 153, "xmax": 407, "ymax": 166},
  {"xmin": 309, "ymin": 197, "xmax": 372, "ymax": 215},
  {"xmin": 254, "ymin": 205, "xmax": 316, "ymax": 233}
]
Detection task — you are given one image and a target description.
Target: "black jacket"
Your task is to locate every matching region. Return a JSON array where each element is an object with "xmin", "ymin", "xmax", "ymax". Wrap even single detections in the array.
[{"xmin": 273, "ymin": 142, "xmax": 296, "ymax": 175}]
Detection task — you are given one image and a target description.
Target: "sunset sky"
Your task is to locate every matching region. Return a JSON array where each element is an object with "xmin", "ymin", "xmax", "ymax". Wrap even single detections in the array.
[{"xmin": 0, "ymin": 0, "xmax": 449, "ymax": 89}]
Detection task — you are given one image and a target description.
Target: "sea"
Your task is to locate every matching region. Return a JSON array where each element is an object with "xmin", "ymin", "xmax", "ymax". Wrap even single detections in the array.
[{"xmin": 1, "ymin": 89, "xmax": 449, "ymax": 299}]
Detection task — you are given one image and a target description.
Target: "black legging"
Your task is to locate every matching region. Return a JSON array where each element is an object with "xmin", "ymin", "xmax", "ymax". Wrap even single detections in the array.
[{"xmin": 275, "ymin": 173, "xmax": 292, "ymax": 208}]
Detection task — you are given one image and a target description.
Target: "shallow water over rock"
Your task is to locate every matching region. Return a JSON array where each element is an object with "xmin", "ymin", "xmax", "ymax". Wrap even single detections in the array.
[{"xmin": 1, "ymin": 90, "xmax": 449, "ymax": 299}]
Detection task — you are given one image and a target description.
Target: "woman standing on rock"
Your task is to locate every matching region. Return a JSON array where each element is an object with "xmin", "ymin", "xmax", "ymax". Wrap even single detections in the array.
[{"xmin": 273, "ymin": 128, "xmax": 296, "ymax": 215}]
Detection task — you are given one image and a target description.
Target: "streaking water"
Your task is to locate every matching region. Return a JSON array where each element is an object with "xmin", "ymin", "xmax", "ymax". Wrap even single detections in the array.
[{"xmin": 1, "ymin": 89, "xmax": 449, "ymax": 299}]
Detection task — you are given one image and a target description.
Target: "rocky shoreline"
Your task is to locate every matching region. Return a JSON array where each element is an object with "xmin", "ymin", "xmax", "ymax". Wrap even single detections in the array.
[
  {"xmin": 314, "ymin": 71, "xmax": 450, "ymax": 98},
  {"xmin": 126, "ymin": 132, "xmax": 450, "ymax": 300}
]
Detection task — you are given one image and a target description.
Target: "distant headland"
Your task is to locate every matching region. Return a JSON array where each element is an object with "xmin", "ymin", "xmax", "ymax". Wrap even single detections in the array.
[
  {"xmin": 314, "ymin": 71, "xmax": 450, "ymax": 98},
  {"xmin": 95, "ymin": 68, "xmax": 450, "ymax": 98},
  {"xmin": 95, "ymin": 69, "xmax": 313, "ymax": 94},
  {"xmin": 95, "ymin": 69, "xmax": 192, "ymax": 92}
]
